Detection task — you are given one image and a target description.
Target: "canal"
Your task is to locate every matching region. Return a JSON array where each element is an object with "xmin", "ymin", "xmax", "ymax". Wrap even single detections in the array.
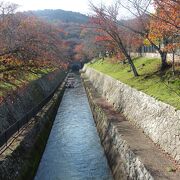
[{"xmin": 35, "ymin": 74, "xmax": 112, "ymax": 180}]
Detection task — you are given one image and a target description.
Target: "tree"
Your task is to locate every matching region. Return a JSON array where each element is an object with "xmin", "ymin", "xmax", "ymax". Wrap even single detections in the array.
[
  {"xmin": 89, "ymin": 2, "xmax": 139, "ymax": 76},
  {"xmin": 74, "ymin": 27, "xmax": 111, "ymax": 62},
  {"xmin": 74, "ymin": 43, "xmax": 86, "ymax": 61},
  {"xmin": 118, "ymin": 0, "xmax": 180, "ymax": 70},
  {"xmin": 0, "ymin": 4, "xmax": 68, "ymax": 74},
  {"xmin": 94, "ymin": 33, "xmax": 117, "ymax": 58},
  {"xmin": 149, "ymin": 0, "xmax": 180, "ymax": 73}
]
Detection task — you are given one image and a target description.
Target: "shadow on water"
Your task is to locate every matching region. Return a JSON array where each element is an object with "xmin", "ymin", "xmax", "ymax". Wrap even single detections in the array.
[{"xmin": 34, "ymin": 74, "xmax": 112, "ymax": 180}]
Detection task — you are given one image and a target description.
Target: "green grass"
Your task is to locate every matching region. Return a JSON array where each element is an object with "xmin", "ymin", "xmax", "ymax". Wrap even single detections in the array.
[
  {"xmin": 88, "ymin": 57, "xmax": 180, "ymax": 110},
  {"xmin": 0, "ymin": 67, "xmax": 56, "ymax": 98}
]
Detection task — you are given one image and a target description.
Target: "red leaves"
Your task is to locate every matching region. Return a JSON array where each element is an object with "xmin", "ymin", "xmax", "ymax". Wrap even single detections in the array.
[
  {"xmin": 74, "ymin": 44, "xmax": 85, "ymax": 61},
  {"xmin": 95, "ymin": 35, "xmax": 112, "ymax": 42},
  {"xmin": 149, "ymin": 0, "xmax": 180, "ymax": 52},
  {"xmin": 153, "ymin": 0, "xmax": 180, "ymax": 29},
  {"xmin": 74, "ymin": 44, "xmax": 84, "ymax": 53},
  {"xmin": 0, "ymin": 11, "xmax": 69, "ymax": 70},
  {"xmin": 0, "ymin": 96, "xmax": 3, "ymax": 104}
]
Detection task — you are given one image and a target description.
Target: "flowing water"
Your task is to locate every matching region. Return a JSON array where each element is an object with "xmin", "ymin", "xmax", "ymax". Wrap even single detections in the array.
[{"xmin": 35, "ymin": 74, "xmax": 112, "ymax": 180}]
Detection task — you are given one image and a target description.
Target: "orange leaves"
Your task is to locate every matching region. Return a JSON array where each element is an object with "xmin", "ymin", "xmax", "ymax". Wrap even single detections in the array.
[
  {"xmin": 74, "ymin": 44, "xmax": 84, "ymax": 53},
  {"xmin": 95, "ymin": 35, "xmax": 112, "ymax": 42},
  {"xmin": 148, "ymin": 0, "xmax": 180, "ymax": 52},
  {"xmin": 74, "ymin": 43, "xmax": 85, "ymax": 61},
  {"xmin": 0, "ymin": 96, "xmax": 3, "ymax": 104},
  {"xmin": 0, "ymin": 12, "xmax": 68, "ymax": 69},
  {"xmin": 0, "ymin": 56, "xmax": 22, "ymax": 66},
  {"xmin": 164, "ymin": 43, "xmax": 180, "ymax": 52},
  {"xmin": 153, "ymin": 0, "xmax": 180, "ymax": 30},
  {"xmin": 152, "ymin": 0, "xmax": 179, "ymax": 34},
  {"xmin": 61, "ymin": 63, "xmax": 68, "ymax": 70},
  {"xmin": 89, "ymin": 16, "xmax": 104, "ymax": 27}
]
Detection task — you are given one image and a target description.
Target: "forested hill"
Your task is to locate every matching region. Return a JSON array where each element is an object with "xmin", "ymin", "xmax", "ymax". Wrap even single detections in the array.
[
  {"xmin": 28, "ymin": 9, "xmax": 89, "ymax": 61},
  {"xmin": 31, "ymin": 9, "xmax": 89, "ymax": 24}
]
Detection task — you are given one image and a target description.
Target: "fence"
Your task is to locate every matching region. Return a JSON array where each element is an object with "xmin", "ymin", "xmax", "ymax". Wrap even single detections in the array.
[{"xmin": 0, "ymin": 73, "xmax": 66, "ymax": 149}]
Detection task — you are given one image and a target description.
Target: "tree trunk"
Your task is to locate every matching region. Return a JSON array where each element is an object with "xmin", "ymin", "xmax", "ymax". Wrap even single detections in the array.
[
  {"xmin": 146, "ymin": 37, "xmax": 169, "ymax": 71},
  {"xmin": 102, "ymin": 29, "xmax": 139, "ymax": 76},
  {"xmin": 172, "ymin": 51, "xmax": 175, "ymax": 75},
  {"xmin": 116, "ymin": 38, "xmax": 139, "ymax": 77},
  {"xmin": 160, "ymin": 51, "xmax": 169, "ymax": 70},
  {"xmin": 127, "ymin": 55, "xmax": 139, "ymax": 77},
  {"xmin": 121, "ymin": 47, "xmax": 139, "ymax": 76}
]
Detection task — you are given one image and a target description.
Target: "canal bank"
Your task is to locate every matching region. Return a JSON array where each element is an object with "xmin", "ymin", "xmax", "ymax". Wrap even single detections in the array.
[
  {"xmin": 0, "ymin": 72, "xmax": 66, "ymax": 180},
  {"xmin": 82, "ymin": 67, "xmax": 180, "ymax": 180},
  {"xmin": 35, "ymin": 74, "xmax": 112, "ymax": 180},
  {"xmin": 2, "ymin": 69, "xmax": 179, "ymax": 180}
]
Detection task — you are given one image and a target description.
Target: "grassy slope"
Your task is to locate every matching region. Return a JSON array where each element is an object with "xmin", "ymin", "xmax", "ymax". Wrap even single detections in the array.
[
  {"xmin": 0, "ymin": 67, "xmax": 55, "ymax": 98},
  {"xmin": 88, "ymin": 57, "xmax": 180, "ymax": 110}
]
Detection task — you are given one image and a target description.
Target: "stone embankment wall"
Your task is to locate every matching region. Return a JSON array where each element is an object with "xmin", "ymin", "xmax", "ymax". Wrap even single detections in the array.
[
  {"xmin": 82, "ymin": 78, "xmax": 154, "ymax": 180},
  {"xmin": 0, "ymin": 74, "xmax": 66, "ymax": 180},
  {"xmin": 0, "ymin": 70, "xmax": 66, "ymax": 134},
  {"xmin": 83, "ymin": 66, "xmax": 180, "ymax": 163}
]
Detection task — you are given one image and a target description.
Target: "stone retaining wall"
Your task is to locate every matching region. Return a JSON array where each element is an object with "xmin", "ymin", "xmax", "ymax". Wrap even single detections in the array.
[
  {"xmin": 82, "ymin": 77, "xmax": 154, "ymax": 180},
  {"xmin": 0, "ymin": 76, "xmax": 66, "ymax": 180},
  {"xmin": 83, "ymin": 66, "xmax": 180, "ymax": 163},
  {"xmin": 0, "ymin": 70, "xmax": 66, "ymax": 134}
]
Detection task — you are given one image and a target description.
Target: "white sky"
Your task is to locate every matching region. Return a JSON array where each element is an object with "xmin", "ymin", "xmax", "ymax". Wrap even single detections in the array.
[{"xmin": 5, "ymin": 0, "xmax": 115, "ymax": 14}]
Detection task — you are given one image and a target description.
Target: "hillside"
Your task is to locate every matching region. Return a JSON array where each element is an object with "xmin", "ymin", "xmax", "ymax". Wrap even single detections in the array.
[
  {"xmin": 29, "ymin": 9, "xmax": 89, "ymax": 61},
  {"xmin": 31, "ymin": 9, "xmax": 89, "ymax": 24}
]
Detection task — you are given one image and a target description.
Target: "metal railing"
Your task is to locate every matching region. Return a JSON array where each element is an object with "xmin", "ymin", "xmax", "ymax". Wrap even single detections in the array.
[{"xmin": 0, "ymin": 73, "xmax": 66, "ymax": 149}]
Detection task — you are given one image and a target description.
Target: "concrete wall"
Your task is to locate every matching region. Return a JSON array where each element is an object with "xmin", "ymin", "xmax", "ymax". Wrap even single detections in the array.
[
  {"xmin": 0, "ymin": 70, "xmax": 66, "ymax": 134},
  {"xmin": 83, "ymin": 66, "xmax": 180, "ymax": 163},
  {"xmin": 130, "ymin": 52, "xmax": 180, "ymax": 63},
  {"xmin": 0, "ymin": 79, "xmax": 66, "ymax": 180}
]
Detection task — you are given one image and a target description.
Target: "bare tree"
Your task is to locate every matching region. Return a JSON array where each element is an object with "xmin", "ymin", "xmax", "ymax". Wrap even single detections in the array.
[{"xmin": 89, "ymin": 2, "xmax": 139, "ymax": 76}]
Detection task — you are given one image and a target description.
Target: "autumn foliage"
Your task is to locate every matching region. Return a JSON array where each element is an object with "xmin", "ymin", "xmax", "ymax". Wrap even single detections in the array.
[
  {"xmin": 82, "ymin": 0, "xmax": 179, "ymax": 72},
  {"xmin": 148, "ymin": 0, "xmax": 180, "ymax": 52},
  {"xmin": 0, "ymin": 2, "xmax": 69, "ymax": 75},
  {"xmin": 0, "ymin": 1, "xmax": 71, "ymax": 102}
]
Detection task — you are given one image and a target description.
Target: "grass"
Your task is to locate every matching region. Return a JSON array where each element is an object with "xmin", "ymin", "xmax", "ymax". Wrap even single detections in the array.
[
  {"xmin": 88, "ymin": 57, "xmax": 180, "ymax": 110},
  {"xmin": 0, "ymin": 67, "xmax": 56, "ymax": 98}
]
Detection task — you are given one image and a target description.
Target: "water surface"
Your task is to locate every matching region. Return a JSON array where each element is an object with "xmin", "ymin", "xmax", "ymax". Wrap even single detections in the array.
[{"xmin": 35, "ymin": 75, "xmax": 112, "ymax": 180}]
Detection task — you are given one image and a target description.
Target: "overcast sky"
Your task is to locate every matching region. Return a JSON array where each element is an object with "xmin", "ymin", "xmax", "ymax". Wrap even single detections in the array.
[{"xmin": 7, "ymin": 0, "xmax": 115, "ymax": 14}]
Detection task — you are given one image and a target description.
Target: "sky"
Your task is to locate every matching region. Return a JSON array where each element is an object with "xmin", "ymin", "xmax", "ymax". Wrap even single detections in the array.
[{"xmin": 6, "ymin": 0, "xmax": 115, "ymax": 14}]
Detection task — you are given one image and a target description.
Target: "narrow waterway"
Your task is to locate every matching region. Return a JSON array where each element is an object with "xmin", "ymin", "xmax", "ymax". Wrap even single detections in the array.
[{"xmin": 35, "ymin": 74, "xmax": 112, "ymax": 180}]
